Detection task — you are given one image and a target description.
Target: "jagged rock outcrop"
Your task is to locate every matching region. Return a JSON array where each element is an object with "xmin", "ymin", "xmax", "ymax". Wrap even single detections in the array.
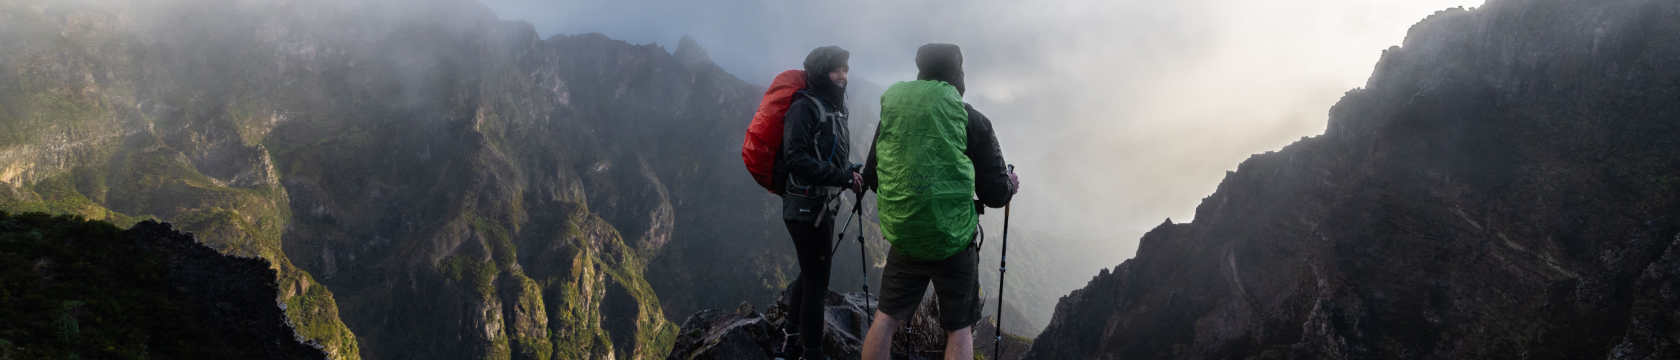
[
  {"xmin": 764, "ymin": 291, "xmax": 879, "ymax": 359},
  {"xmin": 667, "ymin": 302, "xmax": 777, "ymax": 360},
  {"xmin": 125, "ymin": 219, "xmax": 331, "ymax": 359},
  {"xmin": 0, "ymin": 212, "xmax": 326, "ymax": 359},
  {"xmin": 1027, "ymin": 0, "xmax": 1680, "ymax": 358},
  {"xmin": 670, "ymin": 290, "xmax": 895, "ymax": 360},
  {"xmin": 670, "ymin": 290, "xmax": 1034, "ymax": 360}
]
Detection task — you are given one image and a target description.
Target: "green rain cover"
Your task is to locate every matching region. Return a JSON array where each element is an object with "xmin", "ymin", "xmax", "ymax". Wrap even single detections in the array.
[{"xmin": 875, "ymin": 80, "xmax": 976, "ymax": 262}]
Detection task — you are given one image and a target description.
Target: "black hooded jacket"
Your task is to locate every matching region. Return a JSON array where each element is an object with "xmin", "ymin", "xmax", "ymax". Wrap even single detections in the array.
[
  {"xmin": 863, "ymin": 44, "xmax": 1014, "ymax": 209},
  {"xmin": 779, "ymin": 46, "xmax": 853, "ymax": 223}
]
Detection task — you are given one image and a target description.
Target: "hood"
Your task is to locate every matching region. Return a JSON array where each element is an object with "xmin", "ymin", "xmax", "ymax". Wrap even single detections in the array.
[
  {"xmin": 803, "ymin": 46, "xmax": 850, "ymax": 108},
  {"xmin": 915, "ymin": 43, "xmax": 965, "ymax": 96}
]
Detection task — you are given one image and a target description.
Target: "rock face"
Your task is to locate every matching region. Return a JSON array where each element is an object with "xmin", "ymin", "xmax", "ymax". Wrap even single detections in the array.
[
  {"xmin": 666, "ymin": 303, "xmax": 776, "ymax": 360},
  {"xmin": 1027, "ymin": 0, "xmax": 1680, "ymax": 358},
  {"xmin": 125, "ymin": 219, "xmax": 333, "ymax": 360},
  {"xmin": 0, "ymin": 212, "xmax": 326, "ymax": 359},
  {"xmin": 767, "ymin": 291, "xmax": 881, "ymax": 360},
  {"xmin": 0, "ymin": 0, "xmax": 803, "ymax": 358},
  {"xmin": 670, "ymin": 290, "xmax": 901, "ymax": 360}
]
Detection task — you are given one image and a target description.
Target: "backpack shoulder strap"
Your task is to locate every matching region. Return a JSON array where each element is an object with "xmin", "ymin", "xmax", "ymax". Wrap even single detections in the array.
[
  {"xmin": 802, "ymin": 92, "xmax": 834, "ymax": 123},
  {"xmin": 790, "ymin": 92, "xmax": 845, "ymax": 202}
]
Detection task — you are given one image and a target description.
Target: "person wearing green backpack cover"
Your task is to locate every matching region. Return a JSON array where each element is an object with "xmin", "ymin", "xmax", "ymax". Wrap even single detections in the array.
[{"xmin": 860, "ymin": 43, "xmax": 1018, "ymax": 360}]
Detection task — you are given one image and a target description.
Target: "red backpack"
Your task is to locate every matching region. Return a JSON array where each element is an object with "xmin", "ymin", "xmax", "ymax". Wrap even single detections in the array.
[{"xmin": 742, "ymin": 70, "xmax": 807, "ymax": 194}]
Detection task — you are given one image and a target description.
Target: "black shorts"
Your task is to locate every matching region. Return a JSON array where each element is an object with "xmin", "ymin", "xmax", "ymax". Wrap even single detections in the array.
[{"xmin": 877, "ymin": 245, "xmax": 983, "ymax": 332}]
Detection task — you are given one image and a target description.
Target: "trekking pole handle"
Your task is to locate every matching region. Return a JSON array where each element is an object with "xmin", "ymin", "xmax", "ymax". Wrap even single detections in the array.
[{"xmin": 996, "ymin": 171, "xmax": 1012, "ymax": 360}]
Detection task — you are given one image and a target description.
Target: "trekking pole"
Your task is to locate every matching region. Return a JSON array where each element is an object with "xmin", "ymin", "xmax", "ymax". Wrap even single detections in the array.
[
  {"xmin": 832, "ymin": 199, "xmax": 858, "ymax": 255},
  {"xmin": 995, "ymin": 164, "xmax": 1013, "ymax": 360},
  {"xmin": 856, "ymin": 192, "xmax": 871, "ymax": 323}
]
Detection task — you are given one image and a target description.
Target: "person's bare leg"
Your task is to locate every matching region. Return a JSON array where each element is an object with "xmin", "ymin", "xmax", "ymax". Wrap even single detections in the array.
[
  {"xmin": 943, "ymin": 326, "xmax": 972, "ymax": 360},
  {"xmin": 862, "ymin": 310, "xmax": 902, "ymax": 360}
]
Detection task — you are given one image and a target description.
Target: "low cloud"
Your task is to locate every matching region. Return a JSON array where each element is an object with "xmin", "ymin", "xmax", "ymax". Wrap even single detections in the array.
[{"xmin": 482, "ymin": 0, "xmax": 1485, "ymax": 259}]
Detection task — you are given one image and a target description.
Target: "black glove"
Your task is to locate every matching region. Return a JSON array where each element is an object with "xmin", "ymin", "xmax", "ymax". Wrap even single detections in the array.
[{"xmin": 848, "ymin": 163, "xmax": 865, "ymax": 194}]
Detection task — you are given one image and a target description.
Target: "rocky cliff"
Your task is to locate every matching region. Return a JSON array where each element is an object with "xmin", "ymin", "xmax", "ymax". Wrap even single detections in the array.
[
  {"xmin": 0, "ymin": 0, "xmax": 361, "ymax": 356},
  {"xmin": 0, "ymin": 0, "xmax": 803, "ymax": 358},
  {"xmin": 0, "ymin": 212, "xmax": 327, "ymax": 359},
  {"xmin": 1026, "ymin": 0, "xmax": 1680, "ymax": 358}
]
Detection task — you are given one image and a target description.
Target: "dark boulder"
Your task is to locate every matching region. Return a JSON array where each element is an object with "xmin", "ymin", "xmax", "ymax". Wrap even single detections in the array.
[{"xmin": 667, "ymin": 302, "xmax": 776, "ymax": 360}]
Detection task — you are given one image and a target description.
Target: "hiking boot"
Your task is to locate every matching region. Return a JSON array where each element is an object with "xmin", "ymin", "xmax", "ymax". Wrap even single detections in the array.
[{"xmin": 802, "ymin": 346, "xmax": 827, "ymax": 360}]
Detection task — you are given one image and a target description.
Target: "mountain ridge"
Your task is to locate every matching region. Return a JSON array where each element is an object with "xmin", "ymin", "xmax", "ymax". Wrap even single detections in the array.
[
  {"xmin": 0, "ymin": 0, "xmax": 774, "ymax": 358},
  {"xmin": 0, "ymin": 212, "xmax": 329, "ymax": 359},
  {"xmin": 1026, "ymin": 0, "xmax": 1680, "ymax": 358}
]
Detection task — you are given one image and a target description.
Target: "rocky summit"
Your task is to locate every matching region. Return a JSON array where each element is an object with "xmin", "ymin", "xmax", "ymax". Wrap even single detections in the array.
[
  {"xmin": 667, "ymin": 289, "xmax": 1033, "ymax": 360},
  {"xmin": 1026, "ymin": 0, "xmax": 1680, "ymax": 358}
]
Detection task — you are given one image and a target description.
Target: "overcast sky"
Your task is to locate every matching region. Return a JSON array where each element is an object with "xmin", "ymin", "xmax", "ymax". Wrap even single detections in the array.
[{"xmin": 478, "ymin": 0, "xmax": 1486, "ymax": 259}]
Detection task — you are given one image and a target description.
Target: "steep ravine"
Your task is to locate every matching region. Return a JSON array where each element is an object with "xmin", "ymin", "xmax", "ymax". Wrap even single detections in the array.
[
  {"xmin": 0, "ymin": 1, "xmax": 361, "ymax": 357},
  {"xmin": 0, "ymin": 0, "xmax": 788, "ymax": 358},
  {"xmin": 1027, "ymin": 0, "xmax": 1680, "ymax": 358}
]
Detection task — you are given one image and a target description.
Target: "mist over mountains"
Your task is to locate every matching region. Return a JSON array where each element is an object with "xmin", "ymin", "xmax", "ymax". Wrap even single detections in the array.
[
  {"xmin": 1, "ymin": 0, "xmax": 777, "ymax": 357},
  {"xmin": 0, "ymin": 0, "xmax": 1112, "ymax": 357},
  {"xmin": 5, "ymin": 0, "xmax": 1680, "ymax": 358}
]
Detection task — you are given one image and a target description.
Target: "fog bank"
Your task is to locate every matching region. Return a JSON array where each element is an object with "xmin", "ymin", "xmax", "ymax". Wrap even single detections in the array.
[{"xmin": 480, "ymin": 0, "xmax": 1485, "ymax": 260}]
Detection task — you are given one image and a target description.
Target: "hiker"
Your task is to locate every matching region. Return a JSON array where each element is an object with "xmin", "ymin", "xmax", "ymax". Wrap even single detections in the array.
[
  {"xmin": 773, "ymin": 45, "xmax": 862, "ymax": 360},
  {"xmin": 859, "ymin": 43, "xmax": 1018, "ymax": 360}
]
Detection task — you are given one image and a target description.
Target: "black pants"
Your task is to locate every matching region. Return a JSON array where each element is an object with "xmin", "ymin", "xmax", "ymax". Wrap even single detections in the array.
[{"xmin": 784, "ymin": 219, "xmax": 833, "ymax": 347}]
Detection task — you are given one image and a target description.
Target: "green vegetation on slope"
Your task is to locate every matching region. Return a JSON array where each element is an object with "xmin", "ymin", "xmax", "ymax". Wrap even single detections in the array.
[
  {"xmin": 0, "ymin": 0, "xmax": 362, "ymax": 355},
  {"xmin": 437, "ymin": 206, "xmax": 677, "ymax": 360},
  {"xmin": 0, "ymin": 137, "xmax": 361, "ymax": 360}
]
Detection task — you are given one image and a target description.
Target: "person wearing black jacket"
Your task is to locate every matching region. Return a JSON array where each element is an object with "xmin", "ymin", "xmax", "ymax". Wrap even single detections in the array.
[
  {"xmin": 772, "ymin": 45, "xmax": 861, "ymax": 360},
  {"xmin": 859, "ymin": 43, "xmax": 1019, "ymax": 360}
]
